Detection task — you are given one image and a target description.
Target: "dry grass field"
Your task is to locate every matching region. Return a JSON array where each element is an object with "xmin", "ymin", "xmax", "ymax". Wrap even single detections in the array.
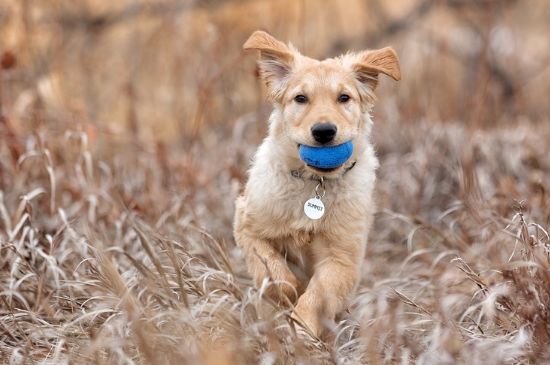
[{"xmin": 1, "ymin": 0, "xmax": 550, "ymax": 364}]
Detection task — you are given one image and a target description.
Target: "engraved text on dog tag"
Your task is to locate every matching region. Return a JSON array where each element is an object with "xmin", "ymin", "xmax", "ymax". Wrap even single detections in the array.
[{"xmin": 304, "ymin": 198, "xmax": 325, "ymax": 220}]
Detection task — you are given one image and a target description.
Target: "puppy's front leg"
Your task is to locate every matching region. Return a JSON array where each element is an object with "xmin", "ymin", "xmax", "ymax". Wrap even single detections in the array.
[
  {"xmin": 235, "ymin": 229, "xmax": 300, "ymax": 303},
  {"xmin": 292, "ymin": 235, "xmax": 362, "ymax": 336}
]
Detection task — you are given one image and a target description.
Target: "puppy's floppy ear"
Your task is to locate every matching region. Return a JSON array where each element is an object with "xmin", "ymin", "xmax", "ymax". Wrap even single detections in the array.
[
  {"xmin": 243, "ymin": 31, "xmax": 295, "ymax": 100},
  {"xmin": 352, "ymin": 47, "xmax": 401, "ymax": 103}
]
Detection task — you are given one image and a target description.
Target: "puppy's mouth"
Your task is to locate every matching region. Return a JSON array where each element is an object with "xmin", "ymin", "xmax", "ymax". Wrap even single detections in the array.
[
  {"xmin": 297, "ymin": 141, "xmax": 353, "ymax": 176},
  {"xmin": 297, "ymin": 144, "xmax": 342, "ymax": 173}
]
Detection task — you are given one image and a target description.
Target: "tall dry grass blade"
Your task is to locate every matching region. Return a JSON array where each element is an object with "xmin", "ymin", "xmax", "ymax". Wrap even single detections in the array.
[{"xmin": 132, "ymin": 224, "xmax": 178, "ymax": 307}]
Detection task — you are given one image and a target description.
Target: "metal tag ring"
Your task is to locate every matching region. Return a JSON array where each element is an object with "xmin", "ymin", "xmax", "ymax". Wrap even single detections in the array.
[{"xmin": 315, "ymin": 177, "xmax": 326, "ymax": 199}]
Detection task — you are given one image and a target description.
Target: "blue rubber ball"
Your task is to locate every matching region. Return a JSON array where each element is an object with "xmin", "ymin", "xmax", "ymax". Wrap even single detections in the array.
[{"xmin": 299, "ymin": 141, "xmax": 354, "ymax": 169}]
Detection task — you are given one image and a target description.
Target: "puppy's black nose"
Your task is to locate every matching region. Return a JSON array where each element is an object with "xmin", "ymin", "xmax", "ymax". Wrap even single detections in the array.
[{"xmin": 311, "ymin": 123, "xmax": 337, "ymax": 144}]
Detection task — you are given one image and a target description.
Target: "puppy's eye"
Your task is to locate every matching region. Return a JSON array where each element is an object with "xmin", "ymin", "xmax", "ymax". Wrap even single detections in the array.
[
  {"xmin": 294, "ymin": 95, "xmax": 308, "ymax": 104},
  {"xmin": 338, "ymin": 94, "xmax": 350, "ymax": 103}
]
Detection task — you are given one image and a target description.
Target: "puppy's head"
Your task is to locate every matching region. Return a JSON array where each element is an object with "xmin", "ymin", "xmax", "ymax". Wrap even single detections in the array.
[{"xmin": 244, "ymin": 31, "xmax": 400, "ymax": 175}]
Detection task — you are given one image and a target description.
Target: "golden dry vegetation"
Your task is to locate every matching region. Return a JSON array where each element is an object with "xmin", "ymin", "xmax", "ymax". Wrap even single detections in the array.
[{"xmin": 1, "ymin": 0, "xmax": 550, "ymax": 364}]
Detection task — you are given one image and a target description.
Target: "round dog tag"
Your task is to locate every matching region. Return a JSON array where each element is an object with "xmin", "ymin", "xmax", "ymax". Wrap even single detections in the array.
[{"xmin": 304, "ymin": 198, "xmax": 325, "ymax": 220}]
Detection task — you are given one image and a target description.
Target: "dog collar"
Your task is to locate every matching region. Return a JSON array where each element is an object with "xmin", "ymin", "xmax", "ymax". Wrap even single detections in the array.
[{"xmin": 290, "ymin": 161, "xmax": 357, "ymax": 181}]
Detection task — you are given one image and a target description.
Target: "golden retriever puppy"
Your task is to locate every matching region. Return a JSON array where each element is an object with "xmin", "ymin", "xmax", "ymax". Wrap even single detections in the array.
[{"xmin": 234, "ymin": 30, "xmax": 400, "ymax": 337}]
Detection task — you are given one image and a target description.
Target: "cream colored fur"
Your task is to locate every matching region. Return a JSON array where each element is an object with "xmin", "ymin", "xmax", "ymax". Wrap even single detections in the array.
[{"xmin": 234, "ymin": 31, "xmax": 400, "ymax": 337}]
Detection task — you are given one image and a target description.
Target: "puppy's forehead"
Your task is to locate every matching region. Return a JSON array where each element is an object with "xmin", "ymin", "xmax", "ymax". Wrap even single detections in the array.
[{"xmin": 289, "ymin": 59, "xmax": 353, "ymax": 92}]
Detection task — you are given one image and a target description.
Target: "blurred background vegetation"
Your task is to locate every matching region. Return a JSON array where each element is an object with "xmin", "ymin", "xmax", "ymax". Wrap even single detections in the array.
[
  {"xmin": 2, "ymin": 1, "xmax": 550, "ymax": 363},
  {"xmin": 1, "ymin": 0, "xmax": 549, "ymax": 146}
]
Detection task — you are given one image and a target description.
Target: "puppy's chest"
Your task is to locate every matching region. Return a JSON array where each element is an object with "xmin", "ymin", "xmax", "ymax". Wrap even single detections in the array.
[{"xmin": 255, "ymin": 177, "xmax": 343, "ymax": 236}]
